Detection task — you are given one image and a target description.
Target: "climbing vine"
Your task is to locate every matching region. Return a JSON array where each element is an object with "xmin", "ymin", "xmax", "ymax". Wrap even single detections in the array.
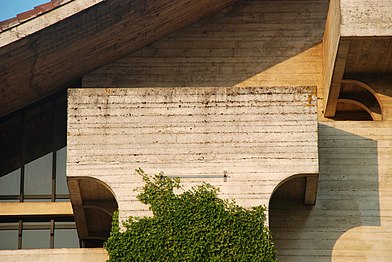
[{"xmin": 104, "ymin": 169, "xmax": 277, "ymax": 261}]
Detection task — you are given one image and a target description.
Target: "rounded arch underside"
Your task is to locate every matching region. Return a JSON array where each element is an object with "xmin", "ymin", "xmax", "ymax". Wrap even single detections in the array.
[
  {"xmin": 67, "ymin": 176, "xmax": 118, "ymax": 248},
  {"xmin": 334, "ymin": 79, "xmax": 382, "ymax": 121}
]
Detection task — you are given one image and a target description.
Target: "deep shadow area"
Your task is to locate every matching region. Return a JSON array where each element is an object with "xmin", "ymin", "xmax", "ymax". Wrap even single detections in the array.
[
  {"xmin": 0, "ymin": 91, "xmax": 67, "ymax": 178},
  {"xmin": 269, "ymin": 123, "xmax": 380, "ymax": 261},
  {"xmin": 0, "ymin": 91, "xmax": 68, "ymax": 201}
]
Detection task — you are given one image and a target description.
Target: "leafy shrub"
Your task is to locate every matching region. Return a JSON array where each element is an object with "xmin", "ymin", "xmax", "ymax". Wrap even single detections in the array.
[{"xmin": 104, "ymin": 169, "xmax": 276, "ymax": 261}]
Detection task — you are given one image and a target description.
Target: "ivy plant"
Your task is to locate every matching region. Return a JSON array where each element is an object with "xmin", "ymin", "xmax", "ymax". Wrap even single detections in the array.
[{"xmin": 104, "ymin": 168, "xmax": 277, "ymax": 261}]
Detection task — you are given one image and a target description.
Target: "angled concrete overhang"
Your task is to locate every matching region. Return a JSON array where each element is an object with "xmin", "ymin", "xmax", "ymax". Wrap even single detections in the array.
[
  {"xmin": 0, "ymin": 0, "xmax": 239, "ymax": 118},
  {"xmin": 323, "ymin": 0, "xmax": 392, "ymax": 118}
]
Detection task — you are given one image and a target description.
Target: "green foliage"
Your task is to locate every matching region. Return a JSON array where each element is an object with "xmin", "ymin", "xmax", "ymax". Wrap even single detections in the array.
[{"xmin": 104, "ymin": 168, "xmax": 277, "ymax": 262}]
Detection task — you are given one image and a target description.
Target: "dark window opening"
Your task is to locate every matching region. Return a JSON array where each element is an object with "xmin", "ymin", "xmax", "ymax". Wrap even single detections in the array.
[
  {"xmin": 0, "ymin": 90, "xmax": 79, "ymax": 250},
  {"xmin": 0, "ymin": 91, "xmax": 68, "ymax": 202}
]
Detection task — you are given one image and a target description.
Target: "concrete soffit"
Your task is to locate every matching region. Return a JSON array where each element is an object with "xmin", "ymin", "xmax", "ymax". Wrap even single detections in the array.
[{"xmin": 323, "ymin": 0, "xmax": 392, "ymax": 118}]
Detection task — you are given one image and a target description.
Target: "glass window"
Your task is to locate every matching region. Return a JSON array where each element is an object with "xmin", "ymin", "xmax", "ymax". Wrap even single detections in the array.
[
  {"xmin": 0, "ymin": 91, "xmax": 79, "ymax": 250},
  {"xmin": 0, "ymin": 223, "xmax": 18, "ymax": 250},
  {"xmin": 0, "ymin": 169, "xmax": 20, "ymax": 197},
  {"xmin": 22, "ymin": 222, "xmax": 50, "ymax": 249},
  {"xmin": 24, "ymin": 153, "xmax": 53, "ymax": 195},
  {"xmin": 54, "ymin": 222, "xmax": 79, "ymax": 248},
  {"xmin": 23, "ymin": 199, "xmax": 52, "ymax": 202},
  {"xmin": 0, "ymin": 91, "xmax": 69, "ymax": 202},
  {"xmin": 56, "ymin": 147, "xmax": 68, "ymax": 195},
  {"xmin": 0, "ymin": 219, "xmax": 79, "ymax": 250}
]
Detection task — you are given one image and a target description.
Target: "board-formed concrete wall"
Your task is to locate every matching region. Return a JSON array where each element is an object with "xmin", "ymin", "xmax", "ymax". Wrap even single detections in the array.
[
  {"xmin": 67, "ymin": 0, "xmax": 392, "ymax": 260},
  {"xmin": 67, "ymin": 86, "xmax": 318, "ymax": 220},
  {"xmin": 270, "ymin": 121, "xmax": 392, "ymax": 262},
  {"xmin": 340, "ymin": 0, "xmax": 392, "ymax": 36},
  {"xmin": 82, "ymin": 0, "xmax": 328, "ymax": 90}
]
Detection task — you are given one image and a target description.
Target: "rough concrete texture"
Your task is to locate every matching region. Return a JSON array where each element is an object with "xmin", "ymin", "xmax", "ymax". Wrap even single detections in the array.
[
  {"xmin": 0, "ymin": 248, "xmax": 107, "ymax": 262},
  {"xmin": 67, "ymin": 86, "xmax": 318, "ymax": 221},
  {"xmin": 340, "ymin": 0, "xmax": 392, "ymax": 36}
]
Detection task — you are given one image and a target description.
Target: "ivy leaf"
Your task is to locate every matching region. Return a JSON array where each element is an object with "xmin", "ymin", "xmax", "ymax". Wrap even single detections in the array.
[{"xmin": 104, "ymin": 169, "xmax": 277, "ymax": 262}]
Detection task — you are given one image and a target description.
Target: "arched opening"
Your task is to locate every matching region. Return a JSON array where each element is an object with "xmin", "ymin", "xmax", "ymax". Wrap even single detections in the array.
[
  {"xmin": 68, "ymin": 177, "xmax": 118, "ymax": 248},
  {"xmin": 270, "ymin": 176, "xmax": 307, "ymax": 207},
  {"xmin": 269, "ymin": 174, "xmax": 318, "ymax": 259},
  {"xmin": 333, "ymin": 80, "xmax": 382, "ymax": 121}
]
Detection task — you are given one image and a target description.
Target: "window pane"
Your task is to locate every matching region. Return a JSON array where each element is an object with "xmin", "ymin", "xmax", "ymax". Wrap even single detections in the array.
[
  {"xmin": 24, "ymin": 198, "xmax": 51, "ymax": 202},
  {"xmin": 0, "ymin": 169, "xmax": 20, "ymax": 196},
  {"xmin": 22, "ymin": 229, "xmax": 50, "ymax": 249},
  {"xmin": 56, "ymin": 147, "xmax": 68, "ymax": 195},
  {"xmin": 54, "ymin": 228, "xmax": 79, "ymax": 248},
  {"xmin": 0, "ymin": 223, "xmax": 18, "ymax": 250},
  {"xmin": 54, "ymin": 222, "xmax": 79, "ymax": 248},
  {"xmin": 55, "ymin": 198, "xmax": 70, "ymax": 202},
  {"xmin": 22, "ymin": 222, "xmax": 50, "ymax": 249},
  {"xmin": 24, "ymin": 153, "xmax": 52, "ymax": 195},
  {"xmin": 0, "ymin": 116, "xmax": 22, "ymax": 178},
  {"xmin": 54, "ymin": 95, "xmax": 67, "ymax": 150}
]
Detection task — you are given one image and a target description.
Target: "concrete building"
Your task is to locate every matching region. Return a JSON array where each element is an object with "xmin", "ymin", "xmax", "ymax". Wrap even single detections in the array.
[{"xmin": 0, "ymin": 0, "xmax": 391, "ymax": 261}]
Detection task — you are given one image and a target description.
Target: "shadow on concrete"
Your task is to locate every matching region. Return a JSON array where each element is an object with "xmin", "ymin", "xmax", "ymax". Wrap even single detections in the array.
[
  {"xmin": 83, "ymin": 0, "xmax": 329, "ymax": 88},
  {"xmin": 269, "ymin": 123, "xmax": 380, "ymax": 261}
]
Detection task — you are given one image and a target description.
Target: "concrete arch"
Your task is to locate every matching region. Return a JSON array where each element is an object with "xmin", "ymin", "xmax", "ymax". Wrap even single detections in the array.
[
  {"xmin": 83, "ymin": 205, "xmax": 114, "ymax": 217},
  {"xmin": 68, "ymin": 175, "xmax": 119, "ymax": 203},
  {"xmin": 269, "ymin": 173, "xmax": 318, "ymax": 208},
  {"xmin": 268, "ymin": 173, "xmax": 318, "ymax": 260},
  {"xmin": 336, "ymin": 79, "xmax": 383, "ymax": 120},
  {"xmin": 337, "ymin": 98, "xmax": 380, "ymax": 121},
  {"xmin": 341, "ymin": 79, "xmax": 383, "ymax": 112},
  {"xmin": 67, "ymin": 176, "xmax": 118, "ymax": 248}
]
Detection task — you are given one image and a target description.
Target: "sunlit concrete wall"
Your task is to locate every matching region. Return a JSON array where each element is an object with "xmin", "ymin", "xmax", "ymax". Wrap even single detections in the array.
[
  {"xmin": 270, "ymin": 120, "xmax": 392, "ymax": 262},
  {"xmin": 68, "ymin": 0, "xmax": 324, "ymax": 255},
  {"xmin": 67, "ymin": 86, "xmax": 318, "ymax": 221},
  {"xmin": 271, "ymin": 76, "xmax": 392, "ymax": 261},
  {"xmin": 0, "ymin": 248, "xmax": 107, "ymax": 262},
  {"xmin": 83, "ymin": 0, "xmax": 328, "ymax": 90},
  {"xmin": 340, "ymin": 0, "xmax": 392, "ymax": 36}
]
